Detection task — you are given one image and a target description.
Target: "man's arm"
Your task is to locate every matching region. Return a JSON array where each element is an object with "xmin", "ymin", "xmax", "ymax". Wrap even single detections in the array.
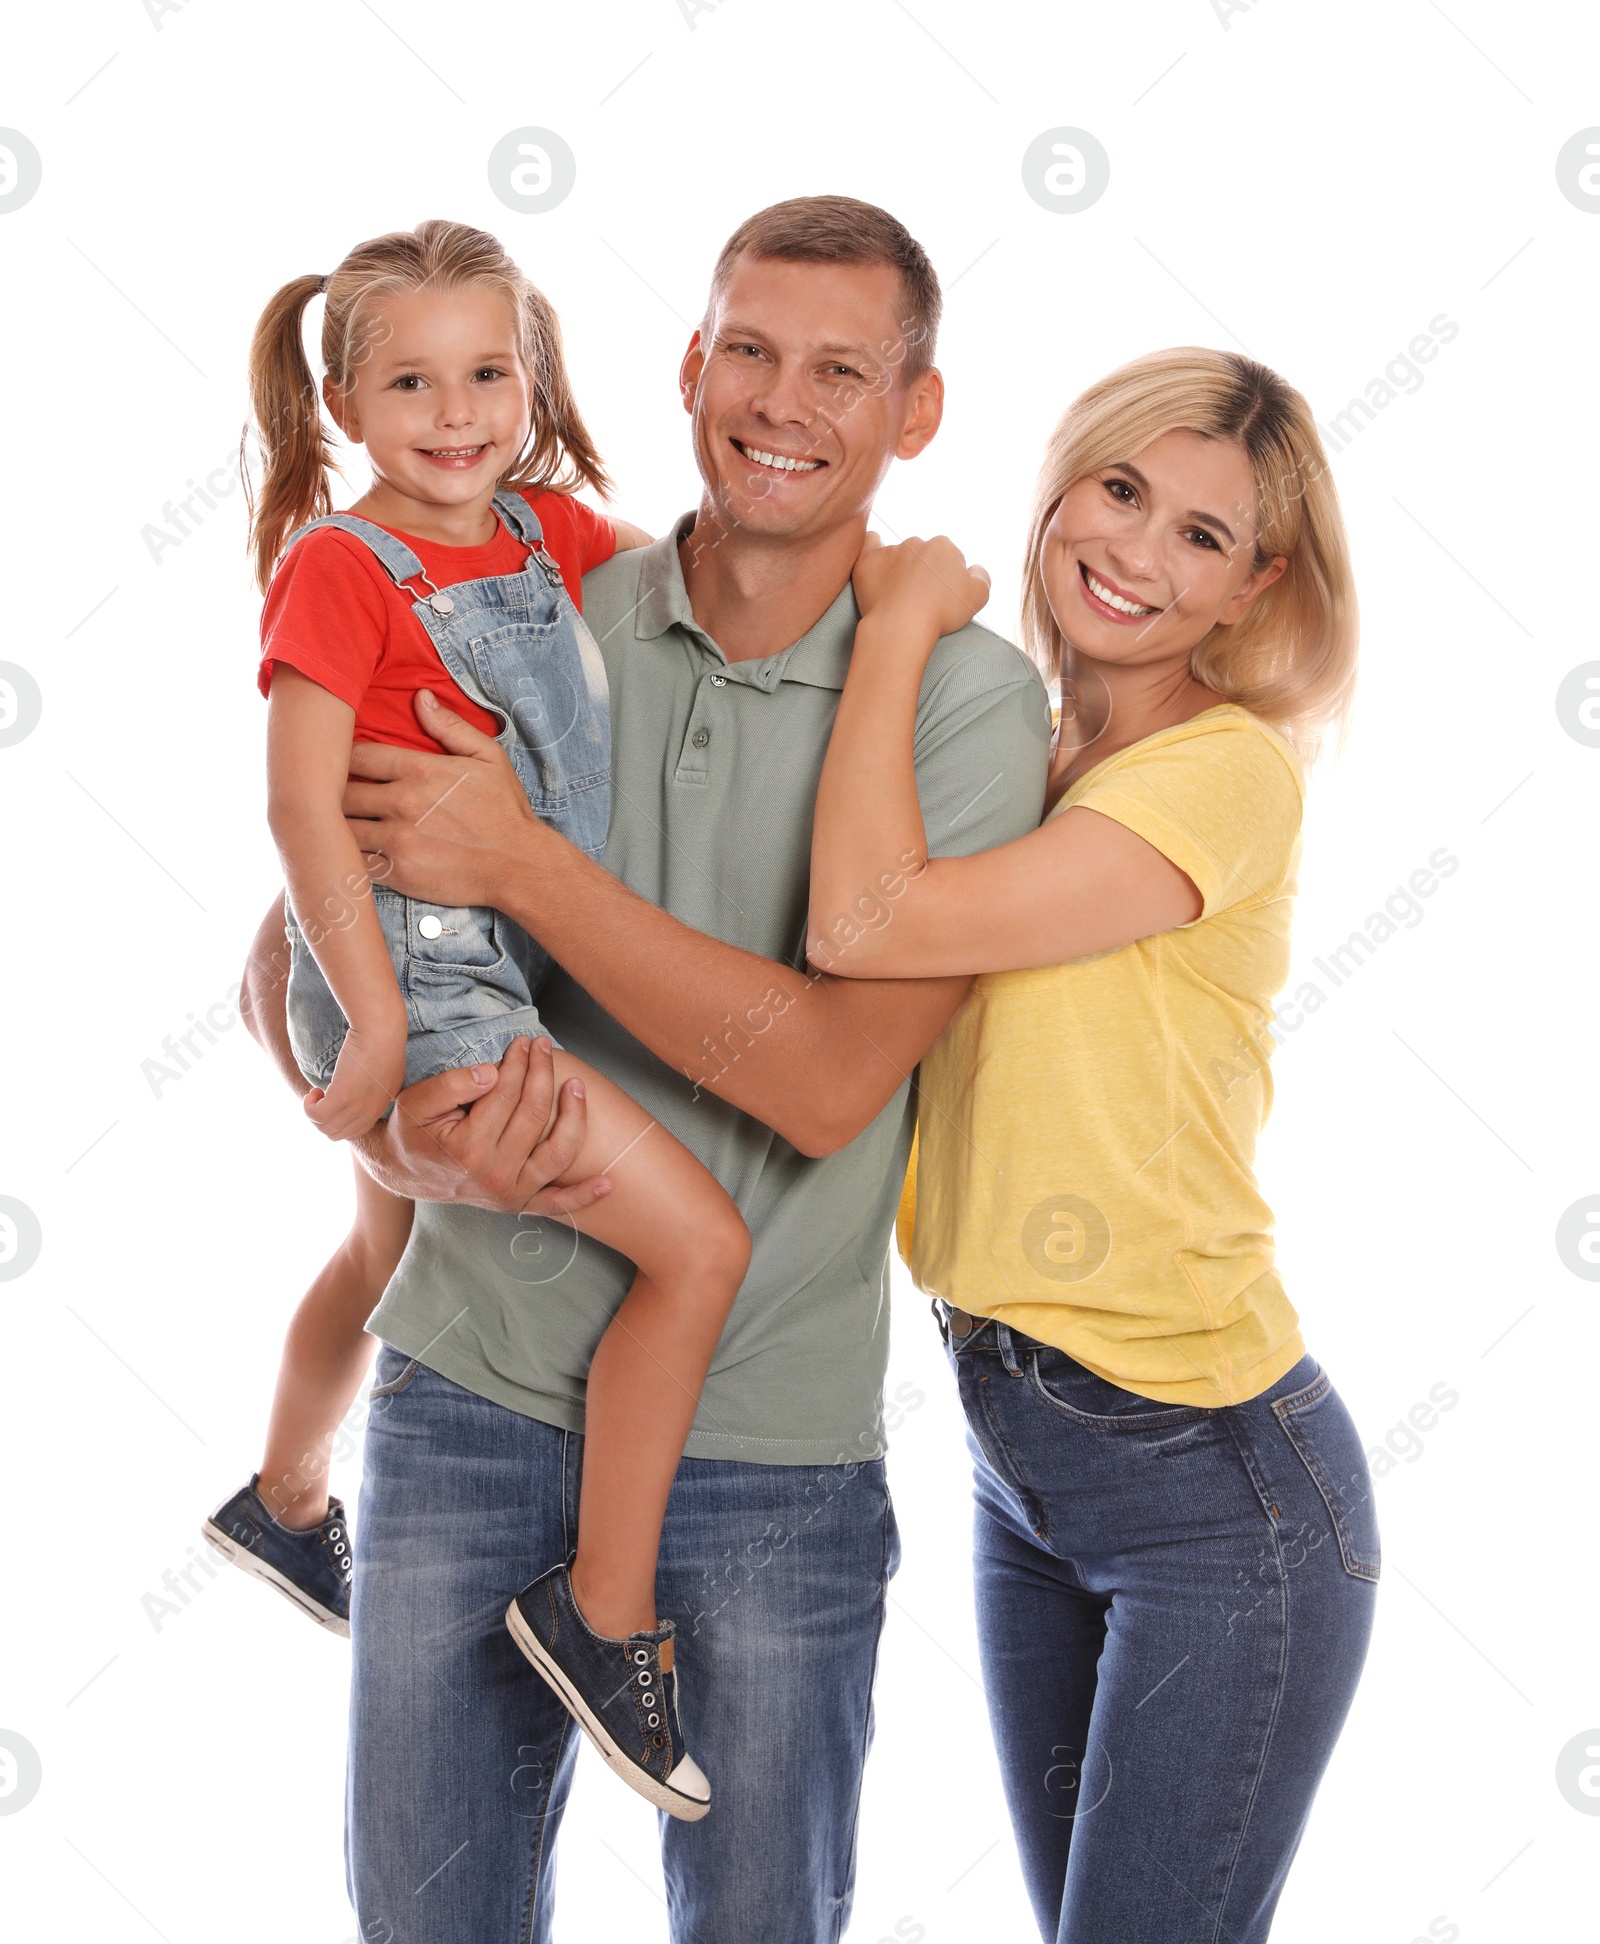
[
  {"xmin": 240, "ymin": 894, "xmax": 611, "ymax": 1215},
  {"xmin": 239, "ymin": 893, "xmax": 303, "ymax": 1094},
  {"xmin": 341, "ymin": 693, "xmax": 976, "ymax": 1157},
  {"xmin": 490, "ymin": 832, "xmax": 971, "ymax": 1158}
]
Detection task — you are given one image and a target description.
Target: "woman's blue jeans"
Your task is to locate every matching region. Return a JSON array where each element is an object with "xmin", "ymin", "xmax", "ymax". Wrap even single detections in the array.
[{"xmin": 944, "ymin": 1313, "xmax": 1378, "ymax": 1943}]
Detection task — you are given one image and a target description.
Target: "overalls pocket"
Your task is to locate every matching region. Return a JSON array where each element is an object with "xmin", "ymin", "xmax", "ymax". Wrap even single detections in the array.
[{"xmin": 400, "ymin": 898, "xmax": 529, "ymax": 1035}]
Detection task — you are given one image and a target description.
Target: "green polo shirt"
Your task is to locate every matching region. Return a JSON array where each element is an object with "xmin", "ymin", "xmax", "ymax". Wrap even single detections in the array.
[{"xmin": 368, "ymin": 518, "xmax": 1051, "ymax": 1465}]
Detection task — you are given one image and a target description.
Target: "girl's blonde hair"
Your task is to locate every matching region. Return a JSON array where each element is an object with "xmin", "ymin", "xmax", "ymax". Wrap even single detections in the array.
[
  {"xmin": 1020, "ymin": 347, "xmax": 1358, "ymax": 758},
  {"xmin": 243, "ymin": 218, "xmax": 609, "ymax": 592}
]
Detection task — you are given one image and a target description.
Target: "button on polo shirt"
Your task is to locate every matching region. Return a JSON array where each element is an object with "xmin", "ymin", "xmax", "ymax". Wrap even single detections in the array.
[{"xmin": 370, "ymin": 516, "xmax": 1053, "ymax": 1465}]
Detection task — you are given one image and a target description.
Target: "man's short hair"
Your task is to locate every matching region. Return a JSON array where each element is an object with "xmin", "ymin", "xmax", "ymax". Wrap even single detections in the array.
[{"xmin": 703, "ymin": 196, "xmax": 942, "ymax": 380}]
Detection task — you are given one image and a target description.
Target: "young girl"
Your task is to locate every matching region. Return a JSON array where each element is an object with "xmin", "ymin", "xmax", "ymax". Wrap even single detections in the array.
[
  {"xmin": 808, "ymin": 349, "xmax": 1374, "ymax": 1941},
  {"xmin": 202, "ymin": 218, "xmax": 749, "ymax": 1822}
]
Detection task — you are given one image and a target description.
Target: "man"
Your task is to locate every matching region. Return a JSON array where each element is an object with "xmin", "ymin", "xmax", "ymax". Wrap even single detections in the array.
[{"xmin": 244, "ymin": 196, "xmax": 1050, "ymax": 1943}]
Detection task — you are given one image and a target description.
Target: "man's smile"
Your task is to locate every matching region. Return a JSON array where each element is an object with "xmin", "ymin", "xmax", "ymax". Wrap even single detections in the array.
[{"xmin": 730, "ymin": 438, "xmax": 826, "ymax": 475}]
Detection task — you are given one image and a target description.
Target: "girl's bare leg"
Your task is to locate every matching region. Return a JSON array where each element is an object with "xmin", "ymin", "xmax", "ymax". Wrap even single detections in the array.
[
  {"xmin": 544, "ymin": 1052, "xmax": 751, "ymax": 1639},
  {"xmin": 258, "ymin": 1158, "xmax": 415, "ymax": 1529}
]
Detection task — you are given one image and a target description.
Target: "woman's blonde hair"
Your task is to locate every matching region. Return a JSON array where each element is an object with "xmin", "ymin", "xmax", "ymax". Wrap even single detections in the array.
[
  {"xmin": 243, "ymin": 218, "xmax": 609, "ymax": 592},
  {"xmin": 1020, "ymin": 347, "xmax": 1357, "ymax": 758}
]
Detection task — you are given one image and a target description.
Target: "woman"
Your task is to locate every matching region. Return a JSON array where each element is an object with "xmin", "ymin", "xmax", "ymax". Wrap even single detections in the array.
[{"xmin": 808, "ymin": 348, "xmax": 1375, "ymax": 1943}]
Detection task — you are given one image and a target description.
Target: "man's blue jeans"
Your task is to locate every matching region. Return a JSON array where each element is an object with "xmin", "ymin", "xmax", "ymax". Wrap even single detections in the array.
[
  {"xmin": 348, "ymin": 1345, "xmax": 900, "ymax": 1943},
  {"xmin": 946, "ymin": 1315, "xmax": 1377, "ymax": 1943}
]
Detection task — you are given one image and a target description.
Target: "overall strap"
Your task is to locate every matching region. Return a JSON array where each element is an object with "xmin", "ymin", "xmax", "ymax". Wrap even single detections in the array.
[
  {"xmin": 279, "ymin": 513, "xmax": 427, "ymax": 588},
  {"xmin": 491, "ymin": 487, "xmax": 545, "ymax": 551}
]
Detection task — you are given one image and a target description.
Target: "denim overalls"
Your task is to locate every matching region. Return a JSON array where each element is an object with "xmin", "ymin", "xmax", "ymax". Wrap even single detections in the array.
[{"xmin": 280, "ymin": 489, "xmax": 611, "ymax": 1092}]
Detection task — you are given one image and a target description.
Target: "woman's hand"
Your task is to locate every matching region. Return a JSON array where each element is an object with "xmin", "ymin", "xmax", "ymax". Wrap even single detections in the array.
[{"xmin": 851, "ymin": 533, "xmax": 991, "ymax": 642}]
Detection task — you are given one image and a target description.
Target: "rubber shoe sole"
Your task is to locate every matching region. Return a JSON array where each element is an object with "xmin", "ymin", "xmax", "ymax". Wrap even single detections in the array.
[
  {"xmin": 201, "ymin": 1521, "xmax": 351, "ymax": 1637},
  {"xmin": 505, "ymin": 1597, "xmax": 710, "ymax": 1821}
]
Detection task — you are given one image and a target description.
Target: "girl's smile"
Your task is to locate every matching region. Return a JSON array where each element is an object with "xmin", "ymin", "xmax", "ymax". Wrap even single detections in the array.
[{"xmin": 417, "ymin": 442, "xmax": 492, "ymax": 471}]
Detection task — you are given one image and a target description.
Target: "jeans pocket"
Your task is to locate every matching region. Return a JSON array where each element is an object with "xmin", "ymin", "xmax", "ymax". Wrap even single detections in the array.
[
  {"xmin": 369, "ymin": 1352, "xmax": 422, "ymax": 1400},
  {"xmin": 404, "ymin": 898, "xmax": 507, "ymax": 973},
  {"xmin": 540, "ymin": 769, "xmax": 612, "ymax": 856},
  {"xmin": 1273, "ymin": 1372, "xmax": 1381, "ymax": 1582},
  {"xmin": 466, "ymin": 621, "xmax": 576, "ymax": 758},
  {"xmin": 401, "ymin": 899, "xmax": 534, "ymax": 1037},
  {"xmin": 1025, "ymin": 1345, "xmax": 1208, "ymax": 1431}
]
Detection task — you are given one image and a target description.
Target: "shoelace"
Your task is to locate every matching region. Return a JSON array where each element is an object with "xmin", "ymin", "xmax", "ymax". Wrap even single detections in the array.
[
  {"xmin": 326, "ymin": 1522, "xmax": 352, "ymax": 1584},
  {"xmin": 630, "ymin": 1645, "xmax": 668, "ymax": 1744}
]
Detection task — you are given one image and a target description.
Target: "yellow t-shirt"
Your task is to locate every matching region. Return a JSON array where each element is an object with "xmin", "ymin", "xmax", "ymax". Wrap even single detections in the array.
[{"xmin": 901, "ymin": 704, "xmax": 1307, "ymax": 1407}]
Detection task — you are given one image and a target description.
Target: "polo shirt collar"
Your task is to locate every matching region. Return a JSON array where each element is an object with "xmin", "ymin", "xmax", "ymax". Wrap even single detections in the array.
[{"xmin": 633, "ymin": 513, "xmax": 857, "ymax": 693}]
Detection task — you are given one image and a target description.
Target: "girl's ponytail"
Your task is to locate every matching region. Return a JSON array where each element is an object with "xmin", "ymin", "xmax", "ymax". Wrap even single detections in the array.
[
  {"xmin": 507, "ymin": 280, "xmax": 610, "ymax": 502},
  {"xmin": 242, "ymin": 274, "xmax": 333, "ymax": 594}
]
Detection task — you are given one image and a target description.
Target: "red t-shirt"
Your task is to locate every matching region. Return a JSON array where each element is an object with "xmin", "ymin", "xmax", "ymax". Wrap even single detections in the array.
[{"xmin": 258, "ymin": 489, "xmax": 617, "ymax": 752}]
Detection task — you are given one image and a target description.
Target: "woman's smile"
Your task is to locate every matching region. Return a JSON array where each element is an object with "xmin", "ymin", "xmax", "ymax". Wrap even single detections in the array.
[{"xmin": 1076, "ymin": 559, "xmax": 1163, "ymax": 624}]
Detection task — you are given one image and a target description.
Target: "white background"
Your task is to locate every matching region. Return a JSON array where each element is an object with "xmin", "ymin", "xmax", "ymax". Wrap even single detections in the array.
[{"xmin": 1, "ymin": 2, "xmax": 1594, "ymax": 1939}]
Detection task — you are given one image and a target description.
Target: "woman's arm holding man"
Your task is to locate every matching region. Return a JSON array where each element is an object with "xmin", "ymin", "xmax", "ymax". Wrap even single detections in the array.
[{"xmin": 808, "ymin": 537, "xmax": 1202, "ymax": 979}]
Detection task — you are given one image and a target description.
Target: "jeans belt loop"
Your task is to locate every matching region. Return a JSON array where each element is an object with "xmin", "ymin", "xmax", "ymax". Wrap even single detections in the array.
[{"xmin": 995, "ymin": 1321, "xmax": 1024, "ymax": 1378}]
